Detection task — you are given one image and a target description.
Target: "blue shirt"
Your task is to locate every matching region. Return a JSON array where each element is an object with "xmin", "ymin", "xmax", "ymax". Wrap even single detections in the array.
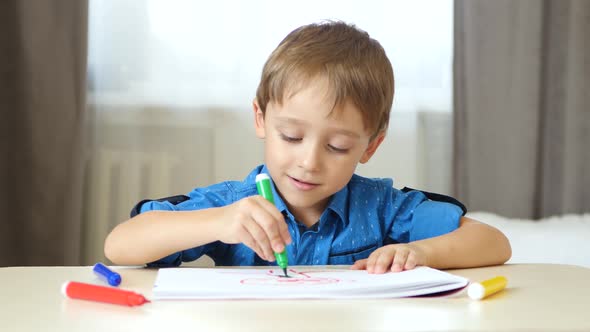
[{"xmin": 137, "ymin": 165, "xmax": 464, "ymax": 267}]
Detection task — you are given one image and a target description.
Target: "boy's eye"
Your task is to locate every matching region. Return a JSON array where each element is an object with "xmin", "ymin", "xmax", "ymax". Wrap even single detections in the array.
[
  {"xmin": 280, "ymin": 133, "xmax": 301, "ymax": 142},
  {"xmin": 328, "ymin": 145, "xmax": 349, "ymax": 153}
]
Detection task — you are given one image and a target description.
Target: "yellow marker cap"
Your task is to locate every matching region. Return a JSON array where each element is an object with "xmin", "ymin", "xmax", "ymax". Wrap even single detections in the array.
[{"xmin": 467, "ymin": 276, "xmax": 508, "ymax": 300}]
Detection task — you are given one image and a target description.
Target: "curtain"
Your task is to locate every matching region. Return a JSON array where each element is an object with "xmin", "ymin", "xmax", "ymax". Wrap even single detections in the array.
[
  {"xmin": 0, "ymin": 1, "xmax": 88, "ymax": 266},
  {"xmin": 453, "ymin": 0, "xmax": 589, "ymax": 219}
]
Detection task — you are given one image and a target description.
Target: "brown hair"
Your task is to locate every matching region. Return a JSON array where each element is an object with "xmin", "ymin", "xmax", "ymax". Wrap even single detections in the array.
[{"xmin": 255, "ymin": 21, "xmax": 394, "ymax": 139}]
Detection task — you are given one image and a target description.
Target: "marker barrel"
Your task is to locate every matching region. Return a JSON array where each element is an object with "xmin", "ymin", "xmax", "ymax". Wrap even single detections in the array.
[
  {"xmin": 467, "ymin": 276, "xmax": 508, "ymax": 300},
  {"xmin": 255, "ymin": 174, "xmax": 275, "ymax": 205},
  {"xmin": 255, "ymin": 173, "xmax": 289, "ymax": 272},
  {"xmin": 62, "ymin": 281, "xmax": 149, "ymax": 306},
  {"xmin": 274, "ymin": 251, "xmax": 288, "ymax": 269},
  {"xmin": 93, "ymin": 262, "xmax": 122, "ymax": 286}
]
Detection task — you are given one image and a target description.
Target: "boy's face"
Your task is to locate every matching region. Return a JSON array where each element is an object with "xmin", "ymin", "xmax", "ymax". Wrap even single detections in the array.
[{"xmin": 253, "ymin": 78, "xmax": 384, "ymax": 217}]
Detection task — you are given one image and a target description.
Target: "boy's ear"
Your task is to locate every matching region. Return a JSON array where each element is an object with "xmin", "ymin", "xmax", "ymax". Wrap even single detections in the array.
[
  {"xmin": 359, "ymin": 132, "xmax": 386, "ymax": 164},
  {"xmin": 253, "ymin": 99, "xmax": 266, "ymax": 139}
]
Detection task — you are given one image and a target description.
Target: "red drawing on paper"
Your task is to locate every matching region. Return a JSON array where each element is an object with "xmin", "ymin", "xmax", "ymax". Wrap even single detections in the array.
[{"xmin": 238, "ymin": 269, "xmax": 342, "ymax": 286}]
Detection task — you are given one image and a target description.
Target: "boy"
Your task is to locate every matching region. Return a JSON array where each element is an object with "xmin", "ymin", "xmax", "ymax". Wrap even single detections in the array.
[{"xmin": 105, "ymin": 21, "xmax": 511, "ymax": 274}]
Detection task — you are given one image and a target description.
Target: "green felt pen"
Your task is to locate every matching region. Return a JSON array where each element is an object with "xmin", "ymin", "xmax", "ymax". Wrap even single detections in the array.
[{"xmin": 255, "ymin": 173, "xmax": 289, "ymax": 277}]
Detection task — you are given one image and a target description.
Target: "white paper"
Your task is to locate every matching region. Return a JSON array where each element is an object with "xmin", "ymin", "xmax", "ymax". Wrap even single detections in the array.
[{"xmin": 152, "ymin": 266, "xmax": 468, "ymax": 300}]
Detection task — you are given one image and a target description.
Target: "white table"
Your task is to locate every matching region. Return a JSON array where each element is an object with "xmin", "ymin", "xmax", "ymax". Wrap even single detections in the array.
[{"xmin": 2, "ymin": 264, "xmax": 589, "ymax": 331}]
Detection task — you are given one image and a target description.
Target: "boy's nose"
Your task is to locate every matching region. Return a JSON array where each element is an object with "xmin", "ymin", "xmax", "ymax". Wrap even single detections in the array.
[{"xmin": 298, "ymin": 142, "xmax": 321, "ymax": 172}]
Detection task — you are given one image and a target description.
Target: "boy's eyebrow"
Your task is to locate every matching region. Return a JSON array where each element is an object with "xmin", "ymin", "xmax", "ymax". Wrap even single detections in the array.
[
  {"xmin": 275, "ymin": 116, "xmax": 307, "ymax": 126},
  {"xmin": 330, "ymin": 128, "xmax": 361, "ymax": 139},
  {"xmin": 275, "ymin": 116, "xmax": 361, "ymax": 138}
]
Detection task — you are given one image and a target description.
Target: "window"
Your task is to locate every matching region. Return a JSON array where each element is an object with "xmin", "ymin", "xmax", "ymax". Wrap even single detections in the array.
[{"xmin": 88, "ymin": 0, "xmax": 453, "ymax": 113}]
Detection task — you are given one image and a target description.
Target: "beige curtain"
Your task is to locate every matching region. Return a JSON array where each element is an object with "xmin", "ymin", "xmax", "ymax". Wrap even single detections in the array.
[
  {"xmin": 453, "ymin": 0, "xmax": 589, "ymax": 219},
  {"xmin": 0, "ymin": 1, "xmax": 88, "ymax": 266}
]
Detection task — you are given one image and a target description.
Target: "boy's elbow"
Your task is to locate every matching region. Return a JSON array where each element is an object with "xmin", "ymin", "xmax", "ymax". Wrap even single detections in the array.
[
  {"xmin": 103, "ymin": 232, "xmax": 119, "ymax": 264},
  {"xmin": 463, "ymin": 217, "xmax": 512, "ymax": 265},
  {"xmin": 503, "ymin": 238, "xmax": 513, "ymax": 263},
  {"xmin": 496, "ymin": 231, "xmax": 512, "ymax": 264},
  {"xmin": 103, "ymin": 226, "xmax": 128, "ymax": 265}
]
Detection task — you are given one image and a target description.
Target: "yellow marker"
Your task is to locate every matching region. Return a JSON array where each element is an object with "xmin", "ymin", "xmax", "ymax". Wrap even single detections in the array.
[{"xmin": 467, "ymin": 276, "xmax": 508, "ymax": 300}]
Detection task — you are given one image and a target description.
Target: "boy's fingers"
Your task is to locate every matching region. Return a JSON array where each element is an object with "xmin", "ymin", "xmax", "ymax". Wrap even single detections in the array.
[
  {"xmin": 404, "ymin": 252, "xmax": 418, "ymax": 270},
  {"xmin": 375, "ymin": 250, "xmax": 395, "ymax": 274},
  {"xmin": 366, "ymin": 251, "xmax": 380, "ymax": 274},
  {"xmin": 244, "ymin": 219, "xmax": 274, "ymax": 261},
  {"xmin": 266, "ymin": 224, "xmax": 285, "ymax": 253},
  {"xmin": 253, "ymin": 202, "xmax": 287, "ymax": 253},
  {"xmin": 351, "ymin": 259, "xmax": 367, "ymax": 270},
  {"xmin": 240, "ymin": 228, "xmax": 267, "ymax": 261},
  {"xmin": 391, "ymin": 249, "xmax": 409, "ymax": 272},
  {"xmin": 265, "ymin": 216, "xmax": 290, "ymax": 250},
  {"xmin": 279, "ymin": 221, "xmax": 292, "ymax": 245},
  {"xmin": 257, "ymin": 197, "xmax": 292, "ymax": 246}
]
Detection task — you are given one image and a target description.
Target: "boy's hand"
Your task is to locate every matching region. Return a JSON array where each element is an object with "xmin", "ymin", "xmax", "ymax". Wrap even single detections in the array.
[
  {"xmin": 351, "ymin": 243, "xmax": 428, "ymax": 274},
  {"xmin": 216, "ymin": 196, "xmax": 291, "ymax": 262}
]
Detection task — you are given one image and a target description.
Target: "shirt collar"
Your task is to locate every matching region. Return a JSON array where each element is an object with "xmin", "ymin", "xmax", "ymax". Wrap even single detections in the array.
[
  {"xmin": 325, "ymin": 184, "xmax": 348, "ymax": 226},
  {"xmin": 255, "ymin": 164, "xmax": 348, "ymax": 226}
]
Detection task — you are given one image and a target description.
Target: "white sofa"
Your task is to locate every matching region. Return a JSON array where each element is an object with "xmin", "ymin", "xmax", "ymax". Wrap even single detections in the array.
[{"xmin": 467, "ymin": 212, "xmax": 590, "ymax": 268}]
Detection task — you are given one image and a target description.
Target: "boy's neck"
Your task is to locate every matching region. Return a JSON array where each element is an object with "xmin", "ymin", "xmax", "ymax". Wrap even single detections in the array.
[
  {"xmin": 297, "ymin": 215, "xmax": 320, "ymax": 229},
  {"xmin": 287, "ymin": 200, "xmax": 329, "ymax": 228}
]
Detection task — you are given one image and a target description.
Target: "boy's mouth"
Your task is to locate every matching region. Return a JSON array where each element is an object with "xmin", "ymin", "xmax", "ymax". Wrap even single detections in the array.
[{"xmin": 288, "ymin": 176, "xmax": 318, "ymax": 191}]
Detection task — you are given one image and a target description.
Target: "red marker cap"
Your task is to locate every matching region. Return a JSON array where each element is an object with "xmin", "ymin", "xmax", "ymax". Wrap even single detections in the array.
[{"xmin": 62, "ymin": 281, "xmax": 150, "ymax": 306}]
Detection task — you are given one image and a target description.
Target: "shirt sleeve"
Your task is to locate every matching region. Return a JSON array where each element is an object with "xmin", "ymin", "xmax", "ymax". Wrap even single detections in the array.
[
  {"xmin": 133, "ymin": 190, "xmax": 227, "ymax": 268},
  {"xmin": 386, "ymin": 188, "xmax": 463, "ymax": 243},
  {"xmin": 408, "ymin": 200, "xmax": 463, "ymax": 241}
]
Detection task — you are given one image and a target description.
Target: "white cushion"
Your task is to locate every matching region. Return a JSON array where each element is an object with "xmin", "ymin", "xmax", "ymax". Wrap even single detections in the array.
[{"xmin": 467, "ymin": 212, "xmax": 590, "ymax": 268}]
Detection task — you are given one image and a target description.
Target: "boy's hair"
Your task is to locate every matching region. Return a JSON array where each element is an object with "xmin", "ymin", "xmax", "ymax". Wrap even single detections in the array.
[{"xmin": 255, "ymin": 21, "xmax": 394, "ymax": 139}]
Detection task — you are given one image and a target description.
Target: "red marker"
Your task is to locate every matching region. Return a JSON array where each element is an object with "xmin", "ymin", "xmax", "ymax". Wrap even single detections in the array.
[{"xmin": 62, "ymin": 281, "xmax": 150, "ymax": 306}]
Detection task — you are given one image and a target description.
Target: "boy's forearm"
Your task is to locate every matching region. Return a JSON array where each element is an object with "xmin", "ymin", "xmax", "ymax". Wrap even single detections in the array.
[
  {"xmin": 413, "ymin": 217, "xmax": 512, "ymax": 269},
  {"xmin": 104, "ymin": 209, "xmax": 223, "ymax": 265}
]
